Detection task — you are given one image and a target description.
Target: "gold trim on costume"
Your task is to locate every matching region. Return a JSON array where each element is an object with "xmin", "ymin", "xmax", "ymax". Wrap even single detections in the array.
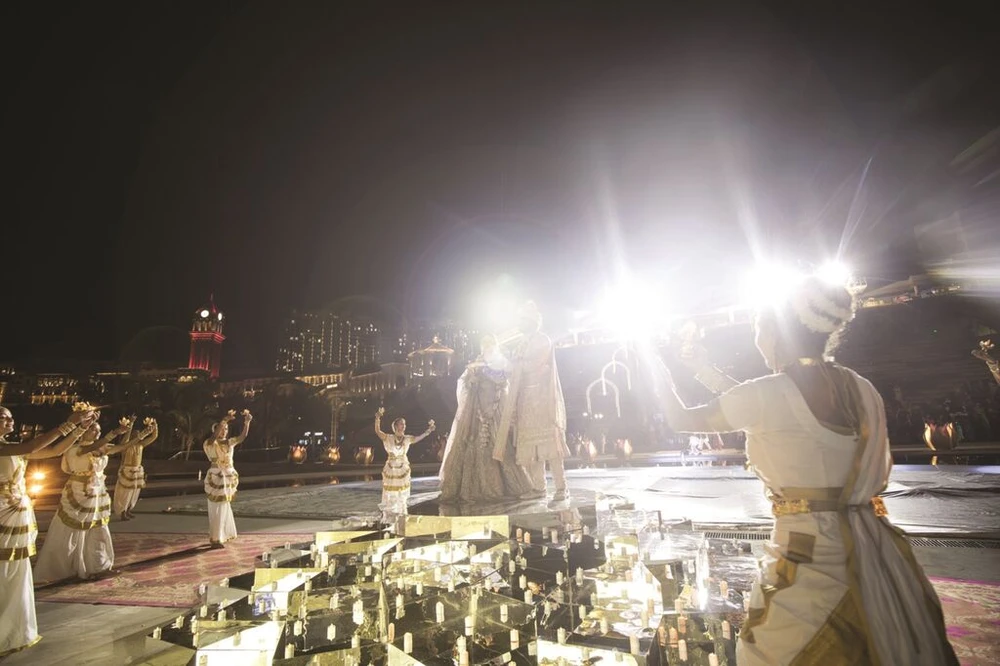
[
  {"xmin": 0, "ymin": 522, "xmax": 37, "ymax": 537},
  {"xmin": 789, "ymin": 592, "xmax": 869, "ymax": 666},
  {"xmin": 0, "ymin": 633, "xmax": 42, "ymax": 658},
  {"xmin": 0, "ymin": 544, "xmax": 37, "ymax": 561},
  {"xmin": 207, "ymin": 492, "xmax": 233, "ymax": 503},
  {"xmin": 57, "ymin": 506, "xmax": 110, "ymax": 530},
  {"xmin": 786, "ymin": 532, "xmax": 816, "ymax": 563}
]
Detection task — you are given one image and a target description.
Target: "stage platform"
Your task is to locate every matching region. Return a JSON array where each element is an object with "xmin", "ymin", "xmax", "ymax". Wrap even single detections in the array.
[{"xmin": 140, "ymin": 464, "xmax": 1000, "ymax": 539}]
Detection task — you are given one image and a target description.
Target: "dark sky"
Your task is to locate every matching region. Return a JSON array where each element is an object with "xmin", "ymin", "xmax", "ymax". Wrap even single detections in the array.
[{"xmin": 3, "ymin": 1, "xmax": 998, "ymax": 371}]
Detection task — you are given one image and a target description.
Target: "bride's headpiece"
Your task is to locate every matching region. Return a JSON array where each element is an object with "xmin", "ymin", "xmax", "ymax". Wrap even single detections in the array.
[{"xmin": 787, "ymin": 278, "xmax": 855, "ymax": 334}]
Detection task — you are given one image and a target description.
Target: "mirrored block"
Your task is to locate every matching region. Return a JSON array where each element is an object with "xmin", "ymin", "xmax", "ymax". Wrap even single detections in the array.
[
  {"xmin": 537, "ymin": 637, "xmax": 645, "ymax": 665},
  {"xmin": 275, "ymin": 643, "xmax": 398, "ymax": 664},
  {"xmin": 314, "ymin": 531, "xmax": 381, "ymax": 548},
  {"xmin": 260, "ymin": 542, "xmax": 314, "ymax": 569},
  {"xmin": 657, "ymin": 611, "xmax": 737, "ymax": 665},
  {"xmin": 191, "ymin": 620, "xmax": 285, "ymax": 664},
  {"xmin": 401, "ymin": 515, "xmax": 510, "ymax": 539}
]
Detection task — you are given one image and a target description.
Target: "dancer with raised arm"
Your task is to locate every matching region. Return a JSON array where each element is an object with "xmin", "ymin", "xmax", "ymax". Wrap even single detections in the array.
[
  {"xmin": 494, "ymin": 301, "xmax": 570, "ymax": 500},
  {"xmin": 659, "ymin": 276, "xmax": 957, "ymax": 665},
  {"xmin": 0, "ymin": 405, "xmax": 95, "ymax": 658},
  {"xmin": 112, "ymin": 417, "xmax": 159, "ymax": 521},
  {"xmin": 375, "ymin": 408, "xmax": 434, "ymax": 521},
  {"xmin": 204, "ymin": 409, "xmax": 252, "ymax": 547},
  {"xmin": 439, "ymin": 334, "xmax": 534, "ymax": 504},
  {"xmin": 34, "ymin": 411, "xmax": 135, "ymax": 583}
]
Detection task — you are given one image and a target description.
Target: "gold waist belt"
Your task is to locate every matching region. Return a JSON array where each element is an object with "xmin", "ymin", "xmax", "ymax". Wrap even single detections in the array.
[{"xmin": 769, "ymin": 487, "xmax": 889, "ymax": 518}]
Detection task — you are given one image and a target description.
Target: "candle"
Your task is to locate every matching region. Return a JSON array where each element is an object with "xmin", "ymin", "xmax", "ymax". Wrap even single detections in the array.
[
  {"xmin": 579, "ymin": 604, "xmax": 587, "ymax": 620},
  {"xmin": 331, "ymin": 592, "xmax": 339, "ymax": 609},
  {"xmin": 298, "ymin": 604, "xmax": 307, "ymax": 620},
  {"xmin": 583, "ymin": 525, "xmax": 590, "ymax": 536},
  {"xmin": 198, "ymin": 583, "xmax": 206, "ymax": 596},
  {"xmin": 465, "ymin": 616, "xmax": 474, "ymax": 636},
  {"xmin": 304, "ymin": 580, "xmax": 312, "ymax": 592},
  {"xmin": 519, "ymin": 575, "xmax": 526, "ymax": 589},
  {"xmin": 524, "ymin": 532, "xmax": 531, "ymax": 544},
  {"xmin": 199, "ymin": 605, "xmax": 208, "ymax": 618},
  {"xmin": 448, "ymin": 579, "xmax": 456, "ymax": 593},
  {"xmin": 221, "ymin": 577, "xmax": 229, "ymax": 587},
  {"xmin": 365, "ymin": 565, "xmax": 372, "ymax": 577},
  {"xmin": 415, "ymin": 582, "xmax": 423, "ymax": 596},
  {"xmin": 217, "ymin": 610, "xmax": 226, "ymax": 622},
  {"xmin": 678, "ymin": 615, "xmax": 687, "ymax": 634},
  {"xmin": 152, "ymin": 627, "xmax": 162, "ymax": 640},
  {"xmin": 327, "ymin": 624, "xmax": 336, "ymax": 641},
  {"xmin": 459, "ymin": 650, "xmax": 469, "ymax": 666},
  {"xmin": 678, "ymin": 639, "xmax": 688, "ymax": 662},
  {"xmin": 722, "ymin": 620, "xmax": 731, "ymax": 640},
  {"xmin": 558, "ymin": 627, "xmax": 567, "ymax": 644},
  {"xmin": 629, "ymin": 634, "xmax": 640, "ymax": 655},
  {"xmin": 285, "ymin": 644, "xmax": 294, "ymax": 659},
  {"xmin": 516, "ymin": 528, "xmax": 523, "ymax": 541},
  {"xmin": 641, "ymin": 609, "xmax": 649, "ymax": 627},
  {"xmin": 508, "ymin": 560, "xmax": 516, "ymax": 574},
  {"xmin": 510, "ymin": 629, "xmax": 519, "ymax": 648},
  {"xmin": 285, "ymin": 542, "xmax": 291, "ymax": 550},
  {"xmin": 524, "ymin": 590, "xmax": 532, "ymax": 604},
  {"xmin": 551, "ymin": 528, "xmax": 559, "ymax": 543},
  {"xmin": 262, "ymin": 551, "xmax": 269, "ymax": 562},
  {"xmin": 436, "ymin": 601, "xmax": 445, "ymax": 623},
  {"xmin": 500, "ymin": 604, "xmax": 508, "ymax": 622},
  {"xmin": 709, "ymin": 654, "xmax": 719, "ymax": 666},
  {"xmin": 174, "ymin": 616, "xmax": 183, "ymax": 629},
  {"xmin": 591, "ymin": 592, "xmax": 598, "ymax": 608},
  {"xmin": 669, "ymin": 627, "xmax": 678, "ymax": 644},
  {"xmin": 576, "ymin": 567, "xmax": 584, "ymax": 585},
  {"xmin": 351, "ymin": 634, "xmax": 360, "ymax": 648},
  {"xmin": 396, "ymin": 593, "xmax": 404, "ymax": 610},
  {"xmin": 601, "ymin": 617, "xmax": 610, "ymax": 634},
  {"xmin": 403, "ymin": 632, "xmax": 413, "ymax": 654},
  {"xmin": 720, "ymin": 580, "xmax": 729, "ymax": 597},
  {"xmin": 387, "ymin": 622, "xmax": 395, "ymax": 642},
  {"xmin": 293, "ymin": 620, "xmax": 303, "ymax": 636},
  {"xmin": 556, "ymin": 571, "xmax": 564, "ymax": 585},
  {"xmin": 647, "ymin": 598, "xmax": 655, "ymax": 615},
  {"xmin": 469, "ymin": 544, "xmax": 477, "ymax": 557}
]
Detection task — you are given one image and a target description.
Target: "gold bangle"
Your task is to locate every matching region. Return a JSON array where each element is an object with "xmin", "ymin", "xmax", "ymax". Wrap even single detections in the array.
[{"xmin": 58, "ymin": 422, "xmax": 77, "ymax": 436}]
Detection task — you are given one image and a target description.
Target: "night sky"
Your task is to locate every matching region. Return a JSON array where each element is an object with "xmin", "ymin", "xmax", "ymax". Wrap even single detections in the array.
[{"xmin": 3, "ymin": 1, "xmax": 997, "ymax": 371}]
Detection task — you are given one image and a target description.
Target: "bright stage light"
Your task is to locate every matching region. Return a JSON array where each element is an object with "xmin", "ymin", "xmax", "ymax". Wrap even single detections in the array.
[
  {"xmin": 816, "ymin": 260, "xmax": 852, "ymax": 287},
  {"xmin": 475, "ymin": 275, "xmax": 520, "ymax": 330},
  {"xmin": 740, "ymin": 263, "xmax": 805, "ymax": 309},
  {"xmin": 597, "ymin": 275, "xmax": 665, "ymax": 339}
]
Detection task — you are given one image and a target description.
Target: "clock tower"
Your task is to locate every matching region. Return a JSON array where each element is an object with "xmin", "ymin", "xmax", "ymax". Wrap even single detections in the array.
[{"xmin": 189, "ymin": 296, "xmax": 226, "ymax": 378}]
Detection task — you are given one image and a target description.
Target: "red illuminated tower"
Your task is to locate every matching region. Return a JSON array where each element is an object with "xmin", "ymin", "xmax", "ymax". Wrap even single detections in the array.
[{"xmin": 189, "ymin": 296, "xmax": 226, "ymax": 378}]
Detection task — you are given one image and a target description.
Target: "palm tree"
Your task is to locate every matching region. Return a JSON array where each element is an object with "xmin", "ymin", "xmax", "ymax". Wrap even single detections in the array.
[{"xmin": 165, "ymin": 380, "xmax": 218, "ymax": 460}]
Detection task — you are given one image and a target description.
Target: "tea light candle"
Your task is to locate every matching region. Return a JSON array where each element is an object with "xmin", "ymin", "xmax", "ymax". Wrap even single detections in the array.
[
  {"xmin": 351, "ymin": 634, "xmax": 360, "ymax": 648},
  {"xmin": 327, "ymin": 624, "xmax": 336, "ymax": 641},
  {"xmin": 152, "ymin": 627, "xmax": 162, "ymax": 640},
  {"xmin": 199, "ymin": 605, "xmax": 208, "ymax": 618},
  {"xmin": 293, "ymin": 620, "xmax": 303, "ymax": 636},
  {"xmin": 558, "ymin": 627, "xmax": 567, "ymax": 644},
  {"xmin": 415, "ymin": 582, "xmax": 423, "ymax": 596},
  {"xmin": 365, "ymin": 565, "xmax": 372, "ymax": 577},
  {"xmin": 601, "ymin": 617, "xmax": 610, "ymax": 634},
  {"xmin": 284, "ymin": 644, "xmax": 294, "ymax": 659},
  {"xmin": 508, "ymin": 560, "xmax": 516, "ymax": 574},
  {"xmin": 709, "ymin": 654, "xmax": 719, "ymax": 666},
  {"xmin": 678, "ymin": 639, "xmax": 688, "ymax": 662},
  {"xmin": 459, "ymin": 650, "xmax": 469, "ymax": 666},
  {"xmin": 198, "ymin": 583, "xmax": 207, "ymax": 596},
  {"xmin": 217, "ymin": 610, "xmax": 226, "ymax": 622},
  {"xmin": 500, "ymin": 604, "xmax": 508, "ymax": 622},
  {"xmin": 510, "ymin": 629, "xmax": 519, "ymax": 648},
  {"xmin": 403, "ymin": 632, "xmax": 413, "ymax": 654},
  {"xmin": 465, "ymin": 616, "xmax": 474, "ymax": 636},
  {"xmin": 722, "ymin": 620, "xmax": 731, "ymax": 640},
  {"xmin": 173, "ymin": 616, "xmax": 183, "ymax": 629},
  {"xmin": 262, "ymin": 551, "xmax": 269, "ymax": 562},
  {"xmin": 629, "ymin": 635, "xmax": 640, "ymax": 655},
  {"xmin": 436, "ymin": 601, "xmax": 445, "ymax": 623},
  {"xmin": 556, "ymin": 571, "xmax": 564, "ymax": 585},
  {"xmin": 524, "ymin": 532, "xmax": 531, "ymax": 544},
  {"xmin": 524, "ymin": 590, "xmax": 532, "ymax": 604},
  {"xmin": 519, "ymin": 575, "xmax": 526, "ymax": 589},
  {"xmin": 387, "ymin": 622, "xmax": 395, "ymax": 642},
  {"xmin": 576, "ymin": 567, "xmax": 584, "ymax": 585}
]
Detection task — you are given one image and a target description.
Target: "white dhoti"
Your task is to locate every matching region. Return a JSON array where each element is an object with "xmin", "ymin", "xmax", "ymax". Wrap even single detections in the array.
[
  {"xmin": 33, "ymin": 472, "xmax": 114, "ymax": 583},
  {"xmin": 112, "ymin": 464, "xmax": 145, "ymax": 515},
  {"xmin": 1, "ymin": 456, "xmax": 41, "ymax": 657},
  {"xmin": 205, "ymin": 465, "xmax": 238, "ymax": 544}
]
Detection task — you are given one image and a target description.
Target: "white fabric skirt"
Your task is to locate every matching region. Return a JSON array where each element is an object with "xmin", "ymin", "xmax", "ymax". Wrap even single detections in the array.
[
  {"xmin": 112, "ymin": 465, "xmax": 145, "ymax": 514},
  {"xmin": 207, "ymin": 499, "xmax": 237, "ymax": 544},
  {"xmin": 0, "ymin": 559, "xmax": 39, "ymax": 657},
  {"xmin": 33, "ymin": 518, "xmax": 114, "ymax": 583}
]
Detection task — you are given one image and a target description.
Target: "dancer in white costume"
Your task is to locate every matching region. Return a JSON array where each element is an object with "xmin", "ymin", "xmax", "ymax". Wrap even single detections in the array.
[
  {"xmin": 0, "ymin": 405, "xmax": 95, "ymax": 658},
  {"xmin": 34, "ymin": 414, "xmax": 135, "ymax": 584},
  {"xmin": 203, "ymin": 409, "xmax": 252, "ymax": 547},
  {"xmin": 112, "ymin": 417, "xmax": 158, "ymax": 521},
  {"xmin": 374, "ymin": 407, "xmax": 434, "ymax": 521},
  {"xmin": 660, "ymin": 276, "xmax": 957, "ymax": 665}
]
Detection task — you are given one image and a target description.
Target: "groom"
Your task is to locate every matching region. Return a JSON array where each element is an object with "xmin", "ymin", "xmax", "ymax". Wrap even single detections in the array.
[{"xmin": 493, "ymin": 301, "xmax": 570, "ymax": 500}]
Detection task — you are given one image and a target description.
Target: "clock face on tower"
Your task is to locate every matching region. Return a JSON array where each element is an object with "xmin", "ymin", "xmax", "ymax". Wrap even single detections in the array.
[{"xmin": 200, "ymin": 309, "xmax": 210, "ymax": 318}]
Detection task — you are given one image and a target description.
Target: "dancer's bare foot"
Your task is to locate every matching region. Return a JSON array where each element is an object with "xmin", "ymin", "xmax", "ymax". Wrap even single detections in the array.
[{"xmin": 552, "ymin": 488, "xmax": 569, "ymax": 502}]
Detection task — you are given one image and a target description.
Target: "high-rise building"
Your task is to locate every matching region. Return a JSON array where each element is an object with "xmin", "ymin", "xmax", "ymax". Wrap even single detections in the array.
[
  {"xmin": 189, "ymin": 296, "xmax": 225, "ymax": 379},
  {"xmin": 276, "ymin": 310, "xmax": 383, "ymax": 372}
]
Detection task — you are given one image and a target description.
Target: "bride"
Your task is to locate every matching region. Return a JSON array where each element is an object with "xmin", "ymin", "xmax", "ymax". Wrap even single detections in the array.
[{"xmin": 439, "ymin": 334, "xmax": 534, "ymax": 503}]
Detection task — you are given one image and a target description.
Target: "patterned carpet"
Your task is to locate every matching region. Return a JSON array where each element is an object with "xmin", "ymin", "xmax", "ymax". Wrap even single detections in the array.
[
  {"xmin": 931, "ymin": 577, "xmax": 1000, "ymax": 666},
  {"xmin": 35, "ymin": 532, "xmax": 307, "ymax": 608}
]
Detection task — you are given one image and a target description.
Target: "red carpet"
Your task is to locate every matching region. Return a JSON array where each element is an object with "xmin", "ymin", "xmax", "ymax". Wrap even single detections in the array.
[
  {"xmin": 931, "ymin": 577, "xmax": 1000, "ymax": 666},
  {"xmin": 35, "ymin": 532, "xmax": 305, "ymax": 608}
]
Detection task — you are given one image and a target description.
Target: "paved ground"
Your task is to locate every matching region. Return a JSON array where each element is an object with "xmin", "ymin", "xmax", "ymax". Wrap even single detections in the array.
[{"xmin": 8, "ymin": 464, "xmax": 1000, "ymax": 665}]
